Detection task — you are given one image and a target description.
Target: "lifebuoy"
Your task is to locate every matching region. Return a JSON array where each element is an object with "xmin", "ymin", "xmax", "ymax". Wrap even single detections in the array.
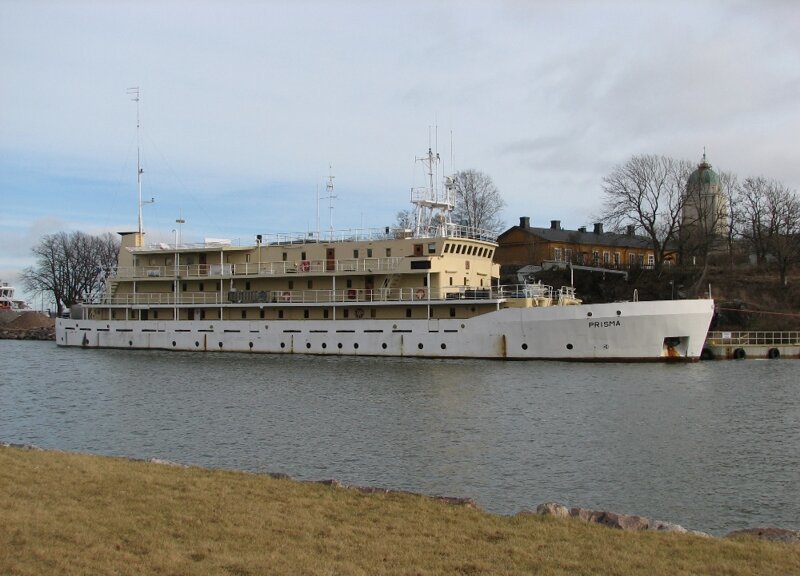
[
  {"xmin": 347, "ymin": 289, "xmax": 357, "ymax": 300},
  {"xmin": 355, "ymin": 308, "xmax": 364, "ymax": 319},
  {"xmin": 300, "ymin": 260, "xmax": 310, "ymax": 272},
  {"xmin": 281, "ymin": 291, "xmax": 291, "ymax": 302},
  {"xmin": 415, "ymin": 288, "xmax": 426, "ymax": 300}
]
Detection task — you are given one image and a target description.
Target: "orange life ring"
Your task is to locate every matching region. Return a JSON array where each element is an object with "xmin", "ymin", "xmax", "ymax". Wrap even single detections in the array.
[
  {"xmin": 347, "ymin": 289, "xmax": 357, "ymax": 300},
  {"xmin": 281, "ymin": 291, "xmax": 291, "ymax": 302},
  {"xmin": 416, "ymin": 288, "xmax": 426, "ymax": 300},
  {"xmin": 300, "ymin": 260, "xmax": 310, "ymax": 272}
]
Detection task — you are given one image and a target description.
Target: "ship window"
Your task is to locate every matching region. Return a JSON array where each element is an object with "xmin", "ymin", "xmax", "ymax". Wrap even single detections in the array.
[
  {"xmin": 216, "ymin": 282, "xmax": 221, "ymax": 290},
  {"xmin": 245, "ymin": 281, "xmax": 251, "ymax": 290},
  {"xmin": 307, "ymin": 280, "xmax": 313, "ymax": 289},
  {"xmin": 324, "ymin": 309, "xmax": 329, "ymax": 319},
  {"xmin": 343, "ymin": 309, "xmax": 349, "ymax": 318},
  {"xmin": 199, "ymin": 283, "xmax": 204, "ymax": 292},
  {"xmin": 245, "ymin": 254, "xmax": 251, "ymax": 263},
  {"xmin": 450, "ymin": 307, "xmax": 456, "ymax": 318},
  {"xmin": 386, "ymin": 248, "xmax": 391, "ymax": 257},
  {"xmin": 427, "ymin": 243, "xmax": 436, "ymax": 254},
  {"xmin": 282, "ymin": 252, "xmax": 288, "ymax": 261},
  {"xmin": 200, "ymin": 310, "xmax": 206, "ymax": 320},
  {"xmin": 241, "ymin": 310, "xmax": 247, "ymax": 319},
  {"xmin": 423, "ymin": 277, "xmax": 428, "ymax": 287},
  {"xmin": 463, "ymin": 277, "xmax": 467, "ymax": 286},
  {"xmin": 367, "ymin": 248, "xmax": 373, "ymax": 258},
  {"xmin": 488, "ymin": 250, "xmax": 493, "ymax": 259},
  {"xmin": 455, "ymin": 244, "xmax": 462, "ymax": 254},
  {"xmin": 353, "ymin": 249, "xmax": 359, "ymax": 258},
  {"xmin": 278, "ymin": 310, "xmax": 284, "ymax": 319},
  {"xmin": 182, "ymin": 283, "xmax": 187, "ymax": 291},
  {"xmin": 153, "ymin": 310, "xmax": 158, "ymax": 319},
  {"xmin": 301, "ymin": 251, "xmax": 306, "ymax": 260},
  {"xmin": 111, "ymin": 311, "xmax": 116, "ymax": 319},
  {"xmin": 288, "ymin": 280, "xmax": 294, "ymax": 289},
  {"xmin": 444, "ymin": 243, "xmax": 450, "ymax": 253},
  {"xmin": 449, "ymin": 277, "xmax": 453, "ymax": 286},
  {"xmin": 260, "ymin": 309, "xmax": 265, "ymax": 319},
  {"xmin": 414, "ymin": 244, "xmax": 423, "ymax": 257},
  {"xmin": 346, "ymin": 279, "xmax": 352, "ymax": 288},
  {"xmin": 304, "ymin": 309, "xmax": 309, "ymax": 319},
  {"xmin": 370, "ymin": 309, "xmax": 376, "ymax": 318},
  {"xmin": 406, "ymin": 308, "xmax": 412, "ymax": 318}
]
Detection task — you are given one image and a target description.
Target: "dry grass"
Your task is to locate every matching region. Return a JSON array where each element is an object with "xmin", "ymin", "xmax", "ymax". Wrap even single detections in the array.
[{"xmin": 1, "ymin": 447, "xmax": 798, "ymax": 575}]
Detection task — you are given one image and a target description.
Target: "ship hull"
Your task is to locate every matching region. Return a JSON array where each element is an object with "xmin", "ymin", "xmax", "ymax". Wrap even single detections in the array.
[{"xmin": 56, "ymin": 299, "xmax": 714, "ymax": 361}]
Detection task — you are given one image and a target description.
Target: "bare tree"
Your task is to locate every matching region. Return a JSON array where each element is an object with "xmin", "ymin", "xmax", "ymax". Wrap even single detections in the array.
[
  {"xmin": 718, "ymin": 170, "xmax": 742, "ymax": 269},
  {"xmin": 21, "ymin": 231, "xmax": 120, "ymax": 315},
  {"xmin": 737, "ymin": 177, "xmax": 800, "ymax": 286},
  {"xmin": 452, "ymin": 169, "xmax": 506, "ymax": 234},
  {"xmin": 599, "ymin": 154, "xmax": 691, "ymax": 276},
  {"xmin": 395, "ymin": 209, "xmax": 415, "ymax": 230}
]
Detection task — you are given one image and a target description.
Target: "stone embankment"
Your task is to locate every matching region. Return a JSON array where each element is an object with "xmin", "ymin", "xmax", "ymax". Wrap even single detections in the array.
[
  {"xmin": 534, "ymin": 502, "xmax": 800, "ymax": 544},
  {"xmin": 0, "ymin": 310, "xmax": 55, "ymax": 341}
]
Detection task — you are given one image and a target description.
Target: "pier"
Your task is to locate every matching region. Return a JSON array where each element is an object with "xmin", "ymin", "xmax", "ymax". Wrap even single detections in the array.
[{"xmin": 702, "ymin": 331, "xmax": 800, "ymax": 360}]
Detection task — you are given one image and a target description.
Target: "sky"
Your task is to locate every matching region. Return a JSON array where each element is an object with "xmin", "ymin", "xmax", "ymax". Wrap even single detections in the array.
[{"xmin": 2, "ymin": 0, "xmax": 799, "ymax": 304}]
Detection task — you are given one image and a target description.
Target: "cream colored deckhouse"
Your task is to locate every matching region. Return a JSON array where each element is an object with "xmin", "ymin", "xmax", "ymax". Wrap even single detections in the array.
[{"xmin": 57, "ymin": 149, "xmax": 714, "ymax": 361}]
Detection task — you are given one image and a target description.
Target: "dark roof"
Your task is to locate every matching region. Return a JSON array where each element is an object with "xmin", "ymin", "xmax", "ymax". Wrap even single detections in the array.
[{"xmin": 499, "ymin": 225, "xmax": 653, "ymax": 250}]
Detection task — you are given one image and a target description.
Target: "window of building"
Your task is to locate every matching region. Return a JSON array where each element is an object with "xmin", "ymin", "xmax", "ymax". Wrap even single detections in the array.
[
  {"xmin": 565, "ymin": 248, "xmax": 573, "ymax": 262},
  {"xmin": 603, "ymin": 252, "xmax": 610, "ymax": 265},
  {"xmin": 592, "ymin": 251, "xmax": 600, "ymax": 266},
  {"xmin": 553, "ymin": 248, "xmax": 562, "ymax": 261},
  {"xmin": 614, "ymin": 252, "xmax": 621, "ymax": 266},
  {"xmin": 648, "ymin": 254, "xmax": 655, "ymax": 267}
]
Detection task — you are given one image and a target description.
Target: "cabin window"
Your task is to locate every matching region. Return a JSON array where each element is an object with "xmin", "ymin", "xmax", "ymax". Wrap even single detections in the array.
[
  {"xmin": 282, "ymin": 252, "xmax": 287, "ymax": 261},
  {"xmin": 304, "ymin": 309, "xmax": 309, "ymax": 319},
  {"xmin": 301, "ymin": 251, "xmax": 306, "ymax": 260},
  {"xmin": 343, "ymin": 309, "xmax": 349, "ymax": 318},
  {"xmin": 153, "ymin": 310, "xmax": 158, "ymax": 319},
  {"xmin": 346, "ymin": 279, "xmax": 352, "ymax": 288},
  {"xmin": 182, "ymin": 283, "xmax": 187, "ymax": 291},
  {"xmin": 278, "ymin": 310, "xmax": 284, "ymax": 319},
  {"xmin": 288, "ymin": 280, "xmax": 294, "ymax": 289},
  {"xmin": 444, "ymin": 243, "xmax": 450, "ymax": 253},
  {"xmin": 423, "ymin": 277, "xmax": 428, "ymax": 287},
  {"xmin": 216, "ymin": 282, "xmax": 221, "ymax": 291},
  {"xmin": 171, "ymin": 283, "xmax": 175, "ymax": 292},
  {"xmin": 449, "ymin": 277, "xmax": 453, "ymax": 286},
  {"xmin": 149, "ymin": 258, "xmax": 156, "ymax": 265},
  {"xmin": 487, "ymin": 250, "xmax": 493, "ymax": 259},
  {"xmin": 200, "ymin": 310, "xmax": 206, "ymax": 320},
  {"xmin": 111, "ymin": 311, "xmax": 116, "ymax": 319},
  {"xmin": 386, "ymin": 248, "xmax": 391, "ymax": 257},
  {"xmin": 323, "ymin": 309, "xmax": 329, "ymax": 319},
  {"xmin": 307, "ymin": 280, "xmax": 313, "ymax": 289},
  {"xmin": 405, "ymin": 308, "xmax": 412, "ymax": 318},
  {"xmin": 245, "ymin": 281, "xmax": 251, "ymax": 290},
  {"xmin": 353, "ymin": 249, "xmax": 359, "ymax": 258},
  {"xmin": 464, "ymin": 277, "xmax": 468, "ymax": 286},
  {"xmin": 450, "ymin": 307, "xmax": 456, "ymax": 318},
  {"xmin": 199, "ymin": 283, "xmax": 204, "ymax": 292},
  {"xmin": 241, "ymin": 310, "xmax": 247, "ymax": 319},
  {"xmin": 260, "ymin": 309, "xmax": 265, "ymax": 319},
  {"xmin": 370, "ymin": 309, "xmax": 376, "ymax": 319},
  {"xmin": 413, "ymin": 244, "xmax": 423, "ymax": 257},
  {"xmin": 367, "ymin": 248, "xmax": 373, "ymax": 258},
  {"xmin": 427, "ymin": 243, "xmax": 436, "ymax": 254},
  {"xmin": 245, "ymin": 254, "xmax": 251, "ymax": 263}
]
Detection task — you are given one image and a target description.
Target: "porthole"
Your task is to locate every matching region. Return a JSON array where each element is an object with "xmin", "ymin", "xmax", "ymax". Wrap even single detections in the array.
[
  {"xmin": 587, "ymin": 312, "xmax": 593, "ymax": 317},
  {"xmin": 172, "ymin": 341, "xmax": 177, "ymax": 347},
  {"xmin": 306, "ymin": 342, "xmax": 311, "ymax": 349},
  {"xmin": 566, "ymin": 343, "xmax": 574, "ymax": 350},
  {"xmin": 521, "ymin": 343, "xmax": 528, "ymax": 350},
  {"xmin": 338, "ymin": 343, "xmax": 343, "ymax": 349},
  {"xmin": 249, "ymin": 342, "xmax": 254, "ymax": 349},
  {"xmin": 322, "ymin": 343, "xmax": 327, "ymax": 349},
  {"xmin": 461, "ymin": 324, "xmax": 465, "ymax": 329},
  {"xmin": 440, "ymin": 343, "xmax": 446, "ymax": 350},
  {"xmin": 418, "ymin": 343, "xmax": 424, "ymax": 350},
  {"xmin": 280, "ymin": 342, "xmax": 286, "ymax": 349},
  {"xmin": 218, "ymin": 342, "xmax": 223, "ymax": 348},
  {"xmin": 129, "ymin": 341, "xmax": 133, "ymax": 346},
  {"xmin": 616, "ymin": 310, "xmax": 622, "ymax": 316},
  {"xmin": 195, "ymin": 341, "xmax": 200, "ymax": 347},
  {"xmin": 354, "ymin": 343, "xmax": 359, "ymax": 349},
  {"xmin": 381, "ymin": 343, "xmax": 387, "ymax": 349}
]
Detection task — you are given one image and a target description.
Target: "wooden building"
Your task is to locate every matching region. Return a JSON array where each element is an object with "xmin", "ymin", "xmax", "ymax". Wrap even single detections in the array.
[{"xmin": 496, "ymin": 217, "xmax": 671, "ymax": 269}]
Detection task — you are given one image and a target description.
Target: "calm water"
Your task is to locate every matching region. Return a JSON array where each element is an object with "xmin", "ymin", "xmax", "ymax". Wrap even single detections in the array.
[{"xmin": 1, "ymin": 340, "xmax": 798, "ymax": 535}]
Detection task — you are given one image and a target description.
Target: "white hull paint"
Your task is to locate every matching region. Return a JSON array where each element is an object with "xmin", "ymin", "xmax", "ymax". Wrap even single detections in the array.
[{"xmin": 57, "ymin": 298, "xmax": 714, "ymax": 361}]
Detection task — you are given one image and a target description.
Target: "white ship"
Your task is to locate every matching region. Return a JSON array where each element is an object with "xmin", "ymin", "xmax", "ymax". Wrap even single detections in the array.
[
  {"xmin": 56, "ymin": 144, "xmax": 714, "ymax": 361},
  {"xmin": 0, "ymin": 281, "xmax": 26, "ymax": 310}
]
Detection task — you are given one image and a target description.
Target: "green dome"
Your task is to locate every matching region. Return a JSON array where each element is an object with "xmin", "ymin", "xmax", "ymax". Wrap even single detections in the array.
[{"xmin": 687, "ymin": 158, "xmax": 720, "ymax": 188}]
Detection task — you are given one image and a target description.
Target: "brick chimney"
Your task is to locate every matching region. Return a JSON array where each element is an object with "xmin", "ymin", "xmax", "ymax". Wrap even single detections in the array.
[
  {"xmin": 593, "ymin": 222, "xmax": 604, "ymax": 234},
  {"xmin": 550, "ymin": 220, "xmax": 561, "ymax": 230},
  {"xmin": 519, "ymin": 216, "xmax": 530, "ymax": 229}
]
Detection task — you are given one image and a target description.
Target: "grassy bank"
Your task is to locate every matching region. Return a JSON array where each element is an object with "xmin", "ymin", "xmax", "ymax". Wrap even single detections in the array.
[{"xmin": 1, "ymin": 447, "xmax": 797, "ymax": 575}]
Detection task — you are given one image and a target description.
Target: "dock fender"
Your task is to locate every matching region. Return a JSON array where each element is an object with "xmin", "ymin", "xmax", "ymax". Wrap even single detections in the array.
[
  {"xmin": 700, "ymin": 347, "xmax": 714, "ymax": 361},
  {"xmin": 732, "ymin": 348, "xmax": 746, "ymax": 360},
  {"xmin": 767, "ymin": 348, "xmax": 780, "ymax": 359}
]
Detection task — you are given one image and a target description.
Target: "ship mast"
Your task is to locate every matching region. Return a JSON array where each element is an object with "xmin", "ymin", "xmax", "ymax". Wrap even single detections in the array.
[
  {"xmin": 127, "ymin": 87, "xmax": 153, "ymax": 238},
  {"xmin": 411, "ymin": 129, "xmax": 455, "ymax": 238}
]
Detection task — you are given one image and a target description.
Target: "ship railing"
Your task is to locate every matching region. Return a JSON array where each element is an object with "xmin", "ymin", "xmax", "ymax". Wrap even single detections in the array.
[
  {"xmin": 111, "ymin": 257, "xmax": 405, "ymax": 279},
  {"xmin": 93, "ymin": 292, "xmax": 223, "ymax": 306},
  {"xmin": 495, "ymin": 283, "xmax": 554, "ymax": 300},
  {"xmin": 706, "ymin": 331, "xmax": 800, "ymax": 346}
]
